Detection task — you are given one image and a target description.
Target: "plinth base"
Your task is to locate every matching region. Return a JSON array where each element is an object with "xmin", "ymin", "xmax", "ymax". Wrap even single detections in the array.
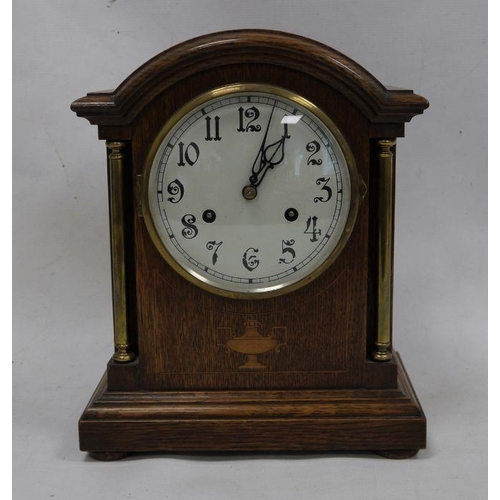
[{"xmin": 79, "ymin": 352, "xmax": 425, "ymax": 459}]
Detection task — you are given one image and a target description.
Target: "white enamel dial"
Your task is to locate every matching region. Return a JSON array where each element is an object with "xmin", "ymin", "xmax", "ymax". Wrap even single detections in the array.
[{"xmin": 143, "ymin": 85, "xmax": 358, "ymax": 298}]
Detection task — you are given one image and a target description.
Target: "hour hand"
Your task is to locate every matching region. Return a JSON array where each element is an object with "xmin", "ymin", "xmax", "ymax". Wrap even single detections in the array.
[
  {"xmin": 243, "ymin": 122, "xmax": 290, "ymax": 200},
  {"xmin": 252, "ymin": 125, "xmax": 290, "ymax": 184}
]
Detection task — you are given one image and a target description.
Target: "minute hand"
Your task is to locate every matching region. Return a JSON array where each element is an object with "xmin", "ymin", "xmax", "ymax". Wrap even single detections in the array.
[{"xmin": 248, "ymin": 104, "xmax": 275, "ymax": 186}]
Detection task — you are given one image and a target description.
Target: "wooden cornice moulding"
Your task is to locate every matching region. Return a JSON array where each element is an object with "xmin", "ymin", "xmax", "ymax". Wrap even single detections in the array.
[{"xmin": 71, "ymin": 29, "xmax": 429, "ymax": 126}]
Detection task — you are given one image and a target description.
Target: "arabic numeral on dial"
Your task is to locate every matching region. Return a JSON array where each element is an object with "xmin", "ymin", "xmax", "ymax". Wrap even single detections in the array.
[
  {"xmin": 177, "ymin": 141, "xmax": 200, "ymax": 166},
  {"xmin": 206, "ymin": 241, "xmax": 222, "ymax": 265},
  {"xmin": 166, "ymin": 179, "xmax": 184, "ymax": 203},
  {"xmin": 181, "ymin": 214, "xmax": 198, "ymax": 239},
  {"xmin": 205, "ymin": 115, "xmax": 221, "ymax": 141},
  {"xmin": 237, "ymin": 106, "xmax": 261, "ymax": 132},
  {"xmin": 279, "ymin": 239, "xmax": 296, "ymax": 264},
  {"xmin": 306, "ymin": 140, "xmax": 323, "ymax": 165},
  {"xmin": 304, "ymin": 216, "xmax": 322, "ymax": 242},
  {"xmin": 242, "ymin": 247, "xmax": 259, "ymax": 272},
  {"xmin": 282, "ymin": 122, "xmax": 291, "ymax": 139},
  {"xmin": 314, "ymin": 177, "xmax": 332, "ymax": 203}
]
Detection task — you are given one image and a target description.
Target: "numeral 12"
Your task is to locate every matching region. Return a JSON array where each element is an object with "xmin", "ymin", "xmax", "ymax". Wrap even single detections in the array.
[{"xmin": 237, "ymin": 106, "xmax": 261, "ymax": 132}]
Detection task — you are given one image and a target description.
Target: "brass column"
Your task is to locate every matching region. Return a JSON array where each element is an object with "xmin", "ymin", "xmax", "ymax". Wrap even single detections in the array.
[
  {"xmin": 106, "ymin": 141, "xmax": 135, "ymax": 363},
  {"xmin": 372, "ymin": 139, "xmax": 396, "ymax": 362}
]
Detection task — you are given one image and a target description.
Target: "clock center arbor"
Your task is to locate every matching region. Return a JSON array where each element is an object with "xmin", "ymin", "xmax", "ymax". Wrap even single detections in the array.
[{"xmin": 71, "ymin": 30, "xmax": 428, "ymax": 460}]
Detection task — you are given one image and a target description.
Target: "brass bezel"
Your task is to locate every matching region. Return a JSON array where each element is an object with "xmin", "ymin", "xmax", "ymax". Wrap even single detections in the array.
[{"xmin": 142, "ymin": 83, "xmax": 360, "ymax": 299}]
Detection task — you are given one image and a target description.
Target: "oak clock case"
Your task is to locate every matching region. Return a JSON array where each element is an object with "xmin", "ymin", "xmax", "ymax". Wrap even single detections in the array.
[{"xmin": 71, "ymin": 30, "xmax": 429, "ymax": 460}]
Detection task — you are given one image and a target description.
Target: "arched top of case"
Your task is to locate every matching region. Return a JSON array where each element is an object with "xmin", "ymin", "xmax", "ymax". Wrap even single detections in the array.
[{"xmin": 71, "ymin": 29, "xmax": 429, "ymax": 126}]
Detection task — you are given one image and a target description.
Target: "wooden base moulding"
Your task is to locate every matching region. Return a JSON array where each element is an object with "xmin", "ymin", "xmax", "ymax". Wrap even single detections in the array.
[{"xmin": 79, "ymin": 352, "xmax": 426, "ymax": 459}]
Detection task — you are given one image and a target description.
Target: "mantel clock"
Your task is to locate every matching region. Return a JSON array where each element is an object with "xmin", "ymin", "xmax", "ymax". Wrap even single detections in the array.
[{"xmin": 71, "ymin": 30, "xmax": 428, "ymax": 460}]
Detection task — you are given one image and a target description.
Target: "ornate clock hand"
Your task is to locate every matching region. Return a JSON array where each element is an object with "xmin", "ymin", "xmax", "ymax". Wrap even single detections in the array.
[
  {"xmin": 248, "ymin": 103, "xmax": 276, "ymax": 184},
  {"xmin": 255, "ymin": 123, "xmax": 290, "ymax": 184},
  {"xmin": 243, "ymin": 117, "xmax": 290, "ymax": 200}
]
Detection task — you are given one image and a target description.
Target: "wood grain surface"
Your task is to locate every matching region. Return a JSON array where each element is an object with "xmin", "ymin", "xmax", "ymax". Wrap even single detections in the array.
[{"xmin": 79, "ymin": 352, "xmax": 425, "ymax": 455}]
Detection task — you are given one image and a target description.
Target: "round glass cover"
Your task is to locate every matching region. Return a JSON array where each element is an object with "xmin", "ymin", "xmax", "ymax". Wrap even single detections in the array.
[{"xmin": 143, "ymin": 84, "xmax": 359, "ymax": 298}]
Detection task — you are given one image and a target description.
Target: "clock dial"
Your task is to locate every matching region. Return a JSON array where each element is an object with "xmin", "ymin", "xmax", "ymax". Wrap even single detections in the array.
[{"xmin": 143, "ymin": 84, "xmax": 359, "ymax": 297}]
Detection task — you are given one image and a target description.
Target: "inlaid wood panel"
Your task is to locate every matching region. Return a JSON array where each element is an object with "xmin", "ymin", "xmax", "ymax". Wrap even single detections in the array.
[{"xmin": 131, "ymin": 64, "xmax": 370, "ymax": 390}]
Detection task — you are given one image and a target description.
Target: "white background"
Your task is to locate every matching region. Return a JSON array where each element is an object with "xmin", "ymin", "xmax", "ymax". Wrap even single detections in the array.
[{"xmin": 13, "ymin": 1, "xmax": 487, "ymax": 499}]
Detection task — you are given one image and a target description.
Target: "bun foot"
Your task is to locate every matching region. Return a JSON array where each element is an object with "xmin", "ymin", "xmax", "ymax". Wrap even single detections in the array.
[
  {"xmin": 375, "ymin": 449, "xmax": 420, "ymax": 459},
  {"xmin": 88, "ymin": 451, "xmax": 128, "ymax": 461}
]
